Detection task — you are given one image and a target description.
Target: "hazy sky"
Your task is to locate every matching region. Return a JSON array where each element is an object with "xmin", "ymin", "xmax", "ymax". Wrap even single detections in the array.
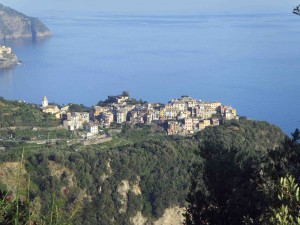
[{"xmin": 1, "ymin": 0, "xmax": 298, "ymax": 14}]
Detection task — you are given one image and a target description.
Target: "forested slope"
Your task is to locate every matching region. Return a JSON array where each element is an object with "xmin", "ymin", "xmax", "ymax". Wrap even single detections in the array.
[{"xmin": 0, "ymin": 118, "xmax": 288, "ymax": 224}]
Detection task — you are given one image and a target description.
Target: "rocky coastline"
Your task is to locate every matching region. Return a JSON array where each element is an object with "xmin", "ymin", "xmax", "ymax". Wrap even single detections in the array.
[
  {"xmin": 0, "ymin": 3, "xmax": 51, "ymax": 40},
  {"xmin": 0, "ymin": 3, "xmax": 51, "ymax": 69}
]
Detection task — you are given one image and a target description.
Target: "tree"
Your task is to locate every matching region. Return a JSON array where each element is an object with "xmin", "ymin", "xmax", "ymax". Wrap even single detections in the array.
[
  {"xmin": 122, "ymin": 91, "xmax": 130, "ymax": 98},
  {"xmin": 267, "ymin": 129, "xmax": 300, "ymax": 182},
  {"xmin": 184, "ymin": 126, "xmax": 300, "ymax": 225},
  {"xmin": 68, "ymin": 104, "xmax": 90, "ymax": 112},
  {"xmin": 291, "ymin": 128, "xmax": 300, "ymax": 144},
  {"xmin": 184, "ymin": 145, "xmax": 269, "ymax": 225},
  {"xmin": 269, "ymin": 175, "xmax": 300, "ymax": 225}
]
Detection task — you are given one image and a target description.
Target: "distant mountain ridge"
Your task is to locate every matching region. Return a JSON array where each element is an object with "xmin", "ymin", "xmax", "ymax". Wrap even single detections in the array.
[{"xmin": 0, "ymin": 3, "xmax": 51, "ymax": 39}]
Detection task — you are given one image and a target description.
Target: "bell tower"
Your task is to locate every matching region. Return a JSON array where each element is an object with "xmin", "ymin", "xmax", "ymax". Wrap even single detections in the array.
[{"xmin": 42, "ymin": 96, "xmax": 48, "ymax": 107}]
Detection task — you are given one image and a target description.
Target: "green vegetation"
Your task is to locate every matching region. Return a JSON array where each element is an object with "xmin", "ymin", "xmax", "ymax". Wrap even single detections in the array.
[
  {"xmin": 269, "ymin": 175, "xmax": 300, "ymax": 225},
  {"xmin": 1, "ymin": 116, "xmax": 292, "ymax": 224},
  {"xmin": 184, "ymin": 127, "xmax": 300, "ymax": 225},
  {"xmin": 68, "ymin": 104, "xmax": 90, "ymax": 113},
  {"xmin": 127, "ymin": 98, "xmax": 148, "ymax": 105},
  {"xmin": 1, "ymin": 98, "xmax": 299, "ymax": 224},
  {"xmin": 0, "ymin": 98, "xmax": 60, "ymax": 127},
  {"xmin": 0, "ymin": 177, "xmax": 79, "ymax": 225},
  {"xmin": 122, "ymin": 91, "xmax": 130, "ymax": 97},
  {"xmin": 97, "ymin": 92, "xmax": 147, "ymax": 106},
  {"xmin": 0, "ymin": 189, "xmax": 29, "ymax": 224}
]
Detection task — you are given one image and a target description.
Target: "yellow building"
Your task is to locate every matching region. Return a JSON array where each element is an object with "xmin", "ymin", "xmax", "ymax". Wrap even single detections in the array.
[
  {"xmin": 184, "ymin": 118, "xmax": 193, "ymax": 131},
  {"xmin": 203, "ymin": 119, "xmax": 211, "ymax": 127},
  {"xmin": 42, "ymin": 105, "xmax": 60, "ymax": 114},
  {"xmin": 231, "ymin": 109, "xmax": 237, "ymax": 117},
  {"xmin": 159, "ymin": 107, "xmax": 166, "ymax": 119},
  {"xmin": 41, "ymin": 96, "xmax": 60, "ymax": 115}
]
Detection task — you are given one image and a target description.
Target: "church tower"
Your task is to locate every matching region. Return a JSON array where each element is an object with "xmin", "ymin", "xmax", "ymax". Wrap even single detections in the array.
[{"xmin": 42, "ymin": 96, "xmax": 48, "ymax": 108}]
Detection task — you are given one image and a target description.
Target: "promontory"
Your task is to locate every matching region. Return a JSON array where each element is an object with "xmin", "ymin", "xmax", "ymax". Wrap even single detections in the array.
[{"xmin": 0, "ymin": 3, "xmax": 51, "ymax": 40}]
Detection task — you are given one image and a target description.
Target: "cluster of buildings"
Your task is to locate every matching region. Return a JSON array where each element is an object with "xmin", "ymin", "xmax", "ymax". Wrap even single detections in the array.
[
  {"xmin": 41, "ymin": 96, "xmax": 98, "ymax": 137},
  {"xmin": 0, "ymin": 45, "xmax": 18, "ymax": 69},
  {"xmin": 41, "ymin": 94, "xmax": 238, "ymax": 136},
  {"xmin": 0, "ymin": 46, "xmax": 12, "ymax": 58}
]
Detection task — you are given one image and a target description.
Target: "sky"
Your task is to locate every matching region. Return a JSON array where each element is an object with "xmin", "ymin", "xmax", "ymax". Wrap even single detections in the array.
[{"xmin": 1, "ymin": 0, "xmax": 298, "ymax": 14}]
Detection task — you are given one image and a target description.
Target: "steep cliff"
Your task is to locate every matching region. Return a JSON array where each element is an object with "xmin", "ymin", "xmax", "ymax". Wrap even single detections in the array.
[{"xmin": 0, "ymin": 3, "xmax": 51, "ymax": 40}]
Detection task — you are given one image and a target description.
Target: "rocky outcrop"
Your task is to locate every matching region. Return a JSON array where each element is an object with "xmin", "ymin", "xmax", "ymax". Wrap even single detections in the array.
[
  {"xmin": 130, "ymin": 207, "xmax": 185, "ymax": 225},
  {"xmin": 117, "ymin": 178, "xmax": 142, "ymax": 213},
  {"xmin": 117, "ymin": 180, "xmax": 131, "ymax": 213},
  {"xmin": 130, "ymin": 212, "xmax": 148, "ymax": 225},
  {"xmin": 153, "ymin": 207, "xmax": 185, "ymax": 225},
  {"xmin": 0, "ymin": 45, "xmax": 19, "ymax": 69},
  {"xmin": 48, "ymin": 161, "xmax": 76, "ymax": 187},
  {"xmin": 0, "ymin": 3, "xmax": 51, "ymax": 40}
]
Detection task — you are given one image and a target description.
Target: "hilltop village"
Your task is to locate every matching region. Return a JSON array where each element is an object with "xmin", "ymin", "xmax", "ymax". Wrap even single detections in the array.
[{"xmin": 41, "ymin": 93, "xmax": 238, "ymax": 138}]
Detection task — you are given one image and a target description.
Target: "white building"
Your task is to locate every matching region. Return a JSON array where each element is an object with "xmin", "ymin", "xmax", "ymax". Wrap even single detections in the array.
[
  {"xmin": 116, "ymin": 110, "xmax": 127, "ymax": 123},
  {"xmin": 87, "ymin": 123, "xmax": 98, "ymax": 135},
  {"xmin": 63, "ymin": 112, "xmax": 90, "ymax": 130},
  {"xmin": 42, "ymin": 96, "xmax": 49, "ymax": 108}
]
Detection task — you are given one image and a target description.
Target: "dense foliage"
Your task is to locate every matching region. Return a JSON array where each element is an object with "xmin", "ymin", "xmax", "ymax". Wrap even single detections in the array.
[
  {"xmin": 0, "ymin": 98, "xmax": 60, "ymax": 127},
  {"xmin": 68, "ymin": 104, "xmax": 90, "ymax": 113},
  {"xmin": 269, "ymin": 175, "xmax": 300, "ymax": 224},
  {"xmin": 184, "ymin": 125, "xmax": 300, "ymax": 225},
  {"xmin": 0, "ymin": 117, "xmax": 289, "ymax": 224}
]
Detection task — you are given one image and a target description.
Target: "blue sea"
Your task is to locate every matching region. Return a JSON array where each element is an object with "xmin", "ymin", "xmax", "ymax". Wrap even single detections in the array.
[{"xmin": 0, "ymin": 11, "xmax": 299, "ymax": 135}]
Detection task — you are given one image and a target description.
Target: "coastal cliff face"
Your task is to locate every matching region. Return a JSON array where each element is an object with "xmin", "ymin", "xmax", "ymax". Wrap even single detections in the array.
[{"xmin": 0, "ymin": 3, "xmax": 51, "ymax": 40}]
